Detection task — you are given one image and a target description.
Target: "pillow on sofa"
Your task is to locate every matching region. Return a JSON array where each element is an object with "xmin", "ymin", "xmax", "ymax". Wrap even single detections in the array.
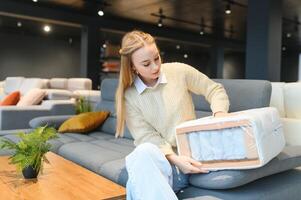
[
  {"xmin": 0, "ymin": 91, "xmax": 20, "ymax": 106},
  {"xmin": 17, "ymin": 89, "xmax": 46, "ymax": 106},
  {"xmin": 29, "ymin": 115, "xmax": 74, "ymax": 129},
  {"xmin": 58, "ymin": 111, "xmax": 110, "ymax": 133},
  {"xmin": 189, "ymin": 145, "xmax": 301, "ymax": 189}
]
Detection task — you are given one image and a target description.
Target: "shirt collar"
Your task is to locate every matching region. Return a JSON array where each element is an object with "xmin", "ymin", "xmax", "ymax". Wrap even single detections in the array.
[{"xmin": 134, "ymin": 72, "xmax": 167, "ymax": 94}]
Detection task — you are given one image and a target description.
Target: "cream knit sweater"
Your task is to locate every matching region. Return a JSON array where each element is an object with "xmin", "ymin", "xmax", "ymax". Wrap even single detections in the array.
[{"xmin": 124, "ymin": 62, "xmax": 230, "ymax": 155}]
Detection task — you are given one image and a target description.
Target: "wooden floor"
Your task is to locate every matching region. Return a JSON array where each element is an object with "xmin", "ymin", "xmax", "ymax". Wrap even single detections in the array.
[{"xmin": 0, "ymin": 152, "xmax": 126, "ymax": 200}]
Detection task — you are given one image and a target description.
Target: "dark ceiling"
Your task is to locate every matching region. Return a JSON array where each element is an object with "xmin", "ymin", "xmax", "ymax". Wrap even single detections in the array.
[{"xmin": 1, "ymin": 0, "xmax": 301, "ymax": 50}]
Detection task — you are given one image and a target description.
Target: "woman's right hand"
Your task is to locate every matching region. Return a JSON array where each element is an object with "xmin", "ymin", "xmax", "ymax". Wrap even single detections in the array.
[{"xmin": 166, "ymin": 154, "xmax": 209, "ymax": 174}]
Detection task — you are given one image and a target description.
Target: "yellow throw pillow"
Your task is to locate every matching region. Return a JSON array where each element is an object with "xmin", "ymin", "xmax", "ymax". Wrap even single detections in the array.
[{"xmin": 58, "ymin": 111, "xmax": 110, "ymax": 133}]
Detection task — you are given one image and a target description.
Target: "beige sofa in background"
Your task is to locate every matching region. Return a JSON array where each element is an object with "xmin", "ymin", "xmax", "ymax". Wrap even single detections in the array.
[{"xmin": 0, "ymin": 77, "xmax": 101, "ymax": 130}]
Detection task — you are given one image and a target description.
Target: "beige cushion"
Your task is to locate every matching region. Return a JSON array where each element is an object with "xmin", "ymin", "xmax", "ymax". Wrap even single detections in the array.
[
  {"xmin": 73, "ymin": 90, "xmax": 100, "ymax": 103},
  {"xmin": 67, "ymin": 78, "xmax": 92, "ymax": 91},
  {"xmin": 270, "ymin": 82, "xmax": 286, "ymax": 117},
  {"xmin": 19, "ymin": 78, "xmax": 44, "ymax": 95},
  {"xmin": 4, "ymin": 77, "xmax": 25, "ymax": 94},
  {"xmin": 44, "ymin": 89, "xmax": 73, "ymax": 100},
  {"xmin": 42, "ymin": 79, "xmax": 50, "ymax": 89},
  {"xmin": 282, "ymin": 118, "xmax": 301, "ymax": 146},
  {"xmin": 17, "ymin": 88, "xmax": 46, "ymax": 106},
  {"xmin": 284, "ymin": 83, "xmax": 301, "ymax": 119},
  {"xmin": 50, "ymin": 78, "xmax": 68, "ymax": 89}
]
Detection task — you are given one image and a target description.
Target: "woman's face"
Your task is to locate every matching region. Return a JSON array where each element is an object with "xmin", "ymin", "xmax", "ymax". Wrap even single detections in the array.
[{"xmin": 131, "ymin": 43, "xmax": 161, "ymax": 86}]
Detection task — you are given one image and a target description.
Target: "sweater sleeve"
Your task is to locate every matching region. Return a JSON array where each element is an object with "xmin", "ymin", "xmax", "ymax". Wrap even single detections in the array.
[
  {"xmin": 125, "ymin": 98, "xmax": 175, "ymax": 155},
  {"xmin": 183, "ymin": 63, "xmax": 230, "ymax": 114}
]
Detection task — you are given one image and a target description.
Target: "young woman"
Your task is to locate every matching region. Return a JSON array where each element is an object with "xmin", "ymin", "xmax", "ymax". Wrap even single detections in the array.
[{"xmin": 115, "ymin": 30, "xmax": 230, "ymax": 200}]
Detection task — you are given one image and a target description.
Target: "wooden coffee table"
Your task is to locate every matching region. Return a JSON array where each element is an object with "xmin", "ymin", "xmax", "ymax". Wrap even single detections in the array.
[{"xmin": 0, "ymin": 152, "xmax": 126, "ymax": 200}]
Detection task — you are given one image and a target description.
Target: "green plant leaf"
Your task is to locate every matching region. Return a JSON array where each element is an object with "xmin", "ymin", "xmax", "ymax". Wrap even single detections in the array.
[{"xmin": 0, "ymin": 126, "xmax": 58, "ymax": 172}]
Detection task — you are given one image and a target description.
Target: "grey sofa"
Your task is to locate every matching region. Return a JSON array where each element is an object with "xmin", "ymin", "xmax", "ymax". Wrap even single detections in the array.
[{"xmin": 1, "ymin": 78, "xmax": 301, "ymax": 199}]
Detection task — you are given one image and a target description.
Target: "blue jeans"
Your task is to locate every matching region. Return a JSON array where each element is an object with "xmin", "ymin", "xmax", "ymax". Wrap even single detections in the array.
[{"xmin": 125, "ymin": 143, "xmax": 189, "ymax": 200}]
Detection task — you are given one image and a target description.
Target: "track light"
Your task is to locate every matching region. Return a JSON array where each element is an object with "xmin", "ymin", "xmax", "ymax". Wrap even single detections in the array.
[
  {"xmin": 158, "ymin": 18, "xmax": 163, "ymax": 27},
  {"xmin": 98, "ymin": 10, "xmax": 104, "ymax": 16},
  {"xmin": 157, "ymin": 8, "xmax": 164, "ymax": 27},
  {"xmin": 286, "ymin": 33, "xmax": 292, "ymax": 38},
  {"xmin": 225, "ymin": 3, "xmax": 231, "ymax": 14},
  {"xmin": 96, "ymin": 1, "xmax": 111, "ymax": 16},
  {"xmin": 43, "ymin": 25, "xmax": 51, "ymax": 33},
  {"xmin": 200, "ymin": 17, "xmax": 205, "ymax": 35}
]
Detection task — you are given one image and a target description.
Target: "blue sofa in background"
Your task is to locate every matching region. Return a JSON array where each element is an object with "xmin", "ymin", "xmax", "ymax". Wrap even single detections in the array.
[{"xmin": 1, "ymin": 78, "xmax": 301, "ymax": 200}]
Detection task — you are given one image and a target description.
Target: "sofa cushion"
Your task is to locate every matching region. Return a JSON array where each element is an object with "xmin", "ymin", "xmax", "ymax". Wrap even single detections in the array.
[
  {"xmin": 101, "ymin": 79, "xmax": 118, "ymax": 102},
  {"xmin": 281, "ymin": 118, "xmax": 301, "ymax": 146},
  {"xmin": 284, "ymin": 83, "xmax": 301, "ymax": 119},
  {"xmin": 44, "ymin": 89, "xmax": 73, "ymax": 100},
  {"xmin": 67, "ymin": 78, "xmax": 92, "ymax": 91},
  {"xmin": 17, "ymin": 88, "xmax": 46, "ymax": 106},
  {"xmin": 99, "ymin": 158, "xmax": 128, "ymax": 187},
  {"xmin": 19, "ymin": 78, "xmax": 44, "ymax": 95},
  {"xmin": 193, "ymin": 79, "xmax": 271, "ymax": 112},
  {"xmin": 58, "ymin": 111, "xmax": 110, "ymax": 133},
  {"xmin": 29, "ymin": 115, "xmax": 74, "ymax": 129},
  {"xmin": 57, "ymin": 141, "xmax": 125, "ymax": 173},
  {"xmin": 0, "ymin": 91, "xmax": 20, "ymax": 106},
  {"xmin": 178, "ymin": 167, "xmax": 301, "ymax": 200},
  {"xmin": 4, "ymin": 77, "xmax": 24, "ymax": 94},
  {"xmin": 50, "ymin": 78, "xmax": 68, "ymax": 89},
  {"xmin": 189, "ymin": 146, "xmax": 301, "ymax": 189}
]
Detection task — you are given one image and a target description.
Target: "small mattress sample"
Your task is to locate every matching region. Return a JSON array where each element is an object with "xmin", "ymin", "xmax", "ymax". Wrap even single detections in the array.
[{"xmin": 175, "ymin": 107, "xmax": 285, "ymax": 170}]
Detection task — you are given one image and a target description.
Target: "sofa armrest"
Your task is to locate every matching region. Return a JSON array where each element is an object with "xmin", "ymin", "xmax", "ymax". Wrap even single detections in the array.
[
  {"xmin": 0, "ymin": 102, "xmax": 76, "ymax": 130},
  {"xmin": 282, "ymin": 118, "xmax": 301, "ymax": 146},
  {"xmin": 0, "ymin": 106, "xmax": 50, "ymax": 130},
  {"xmin": 29, "ymin": 115, "xmax": 74, "ymax": 129}
]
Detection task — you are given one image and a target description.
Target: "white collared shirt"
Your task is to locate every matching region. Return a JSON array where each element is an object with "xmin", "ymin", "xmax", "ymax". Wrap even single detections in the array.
[{"xmin": 134, "ymin": 72, "xmax": 167, "ymax": 94}]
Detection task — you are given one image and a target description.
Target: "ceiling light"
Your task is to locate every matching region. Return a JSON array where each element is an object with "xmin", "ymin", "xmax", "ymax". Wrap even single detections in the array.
[
  {"xmin": 43, "ymin": 25, "xmax": 51, "ymax": 33},
  {"xmin": 69, "ymin": 38, "xmax": 73, "ymax": 44},
  {"xmin": 286, "ymin": 33, "xmax": 291, "ymax": 38},
  {"xmin": 176, "ymin": 45, "xmax": 180, "ymax": 49},
  {"xmin": 102, "ymin": 43, "xmax": 107, "ymax": 48},
  {"xmin": 157, "ymin": 8, "xmax": 164, "ymax": 27},
  {"xmin": 17, "ymin": 22, "xmax": 22, "ymax": 27},
  {"xmin": 158, "ymin": 18, "xmax": 163, "ymax": 27},
  {"xmin": 32, "ymin": 0, "xmax": 38, "ymax": 2},
  {"xmin": 184, "ymin": 54, "xmax": 188, "ymax": 58},
  {"xmin": 98, "ymin": 10, "xmax": 104, "ymax": 16},
  {"xmin": 282, "ymin": 46, "xmax": 286, "ymax": 51},
  {"xmin": 225, "ymin": 3, "xmax": 231, "ymax": 14},
  {"xmin": 200, "ymin": 17, "xmax": 205, "ymax": 35}
]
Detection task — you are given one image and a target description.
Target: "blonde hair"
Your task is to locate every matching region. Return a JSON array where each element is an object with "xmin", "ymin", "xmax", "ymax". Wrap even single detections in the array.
[{"xmin": 115, "ymin": 30, "xmax": 156, "ymax": 137}]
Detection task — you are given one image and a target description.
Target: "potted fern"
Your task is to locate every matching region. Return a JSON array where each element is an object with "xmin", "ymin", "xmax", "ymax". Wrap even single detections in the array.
[{"xmin": 0, "ymin": 126, "xmax": 58, "ymax": 179}]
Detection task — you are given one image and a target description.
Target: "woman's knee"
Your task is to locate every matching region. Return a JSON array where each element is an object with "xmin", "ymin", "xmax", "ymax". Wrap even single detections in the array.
[
  {"xmin": 134, "ymin": 143, "xmax": 162, "ymax": 157},
  {"xmin": 127, "ymin": 143, "xmax": 173, "ymax": 179}
]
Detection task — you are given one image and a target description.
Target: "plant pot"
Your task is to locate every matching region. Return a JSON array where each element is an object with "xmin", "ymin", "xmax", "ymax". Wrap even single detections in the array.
[{"xmin": 22, "ymin": 166, "xmax": 39, "ymax": 179}]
